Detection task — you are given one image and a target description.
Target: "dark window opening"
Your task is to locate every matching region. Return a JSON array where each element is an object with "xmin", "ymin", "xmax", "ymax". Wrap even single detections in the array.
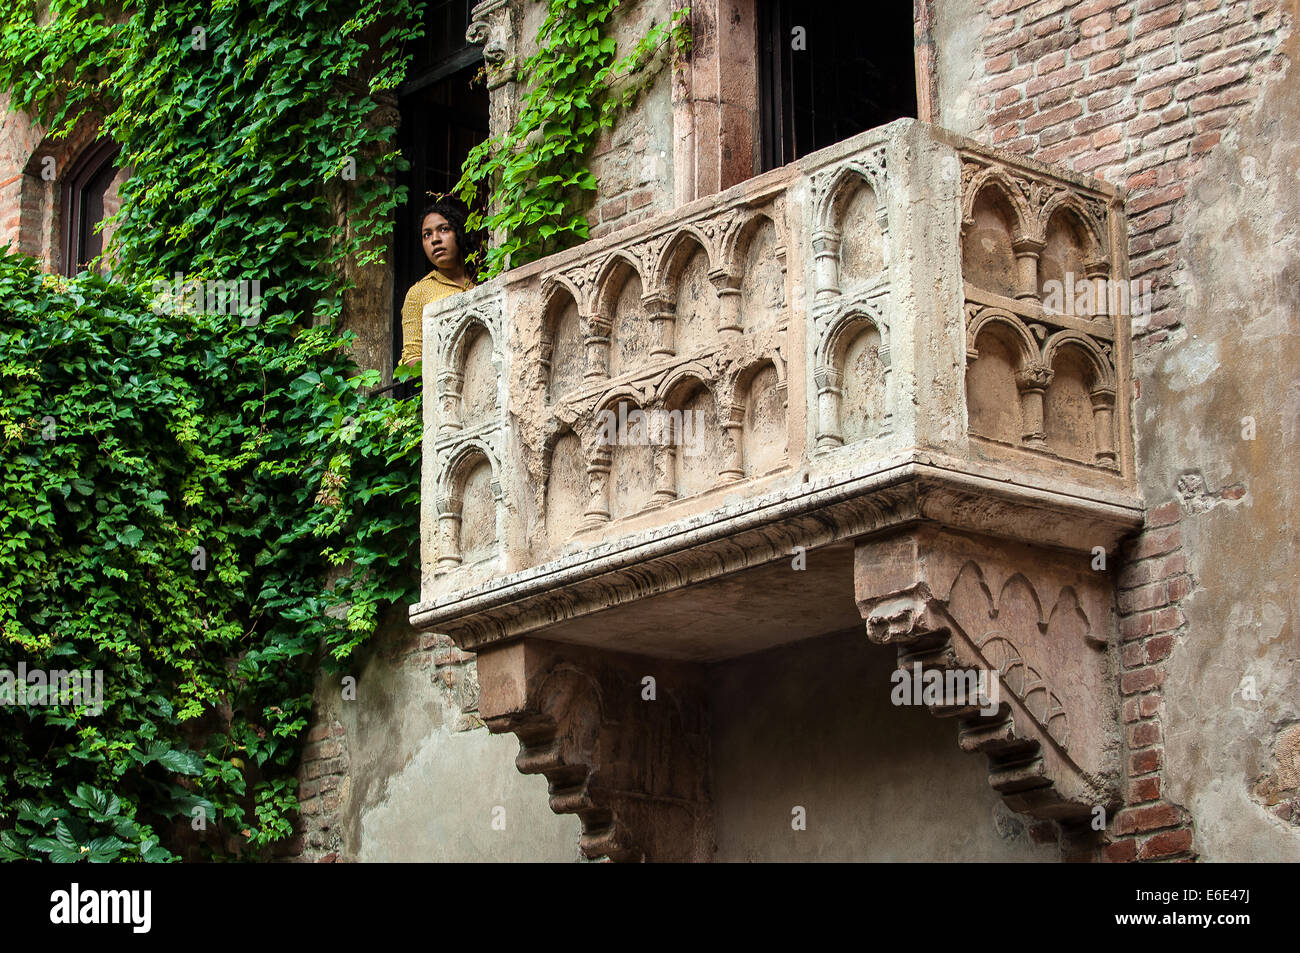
[
  {"xmin": 61, "ymin": 140, "xmax": 121, "ymax": 277},
  {"xmin": 759, "ymin": 1, "xmax": 917, "ymax": 172},
  {"xmin": 392, "ymin": 0, "xmax": 489, "ymax": 381}
]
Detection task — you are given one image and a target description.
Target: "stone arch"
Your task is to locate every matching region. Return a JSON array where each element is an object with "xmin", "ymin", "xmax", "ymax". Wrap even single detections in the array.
[
  {"xmin": 826, "ymin": 170, "xmax": 887, "ymax": 286},
  {"xmin": 660, "ymin": 373, "xmax": 723, "ymax": 498},
  {"xmin": 597, "ymin": 253, "xmax": 649, "ymax": 378},
  {"xmin": 731, "ymin": 213, "xmax": 786, "ymax": 332},
  {"xmin": 814, "ymin": 308, "xmax": 890, "ymax": 450},
  {"xmin": 962, "ymin": 179, "xmax": 1023, "ymax": 298},
  {"xmin": 966, "ymin": 319, "xmax": 1028, "ymax": 445},
  {"xmin": 965, "ymin": 308, "xmax": 1039, "ymax": 367},
  {"xmin": 1042, "ymin": 332, "xmax": 1116, "ymax": 465},
  {"xmin": 996, "ymin": 572, "xmax": 1048, "ymax": 633},
  {"xmin": 657, "ymin": 229, "xmax": 717, "ymax": 356},
  {"xmin": 961, "ymin": 168, "xmax": 1032, "ymax": 239},
  {"xmin": 656, "ymin": 225, "xmax": 718, "ymax": 295},
  {"xmin": 1038, "ymin": 203, "xmax": 1105, "ymax": 315},
  {"xmin": 835, "ymin": 316, "xmax": 889, "ymax": 446},
  {"xmin": 442, "ymin": 316, "xmax": 497, "ymax": 431},
  {"xmin": 735, "ymin": 359, "xmax": 787, "ymax": 477},
  {"xmin": 542, "ymin": 426, "xmax": 586, "ymax": 549},
  {"xmin": 1041, "ymin": 331, "xmax": 1114, "ymax": 390},
  {"xmin": 814, "ymin": 162, "xmax": 886, "ymax": 231},
  {"xmin": 1038, "ymin": 192, "xmax": 1106, "ymax": 262},
  {"xmin": 600, "ymin": 393, "xmax": 657, "ymax": 522},
  {"xmin": 436, "ymin": 442, "xmax": 500, "ymax": 569},
  {"xmin": 542, "ymin": 280, "xmax": 584, "ymax": 402}
]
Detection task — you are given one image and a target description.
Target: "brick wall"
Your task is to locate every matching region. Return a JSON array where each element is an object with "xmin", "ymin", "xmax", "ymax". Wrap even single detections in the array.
[
  {"xmin": 587, "ymin": 124, "xmax": 664, "ymax": 239},
  {"xmin": 1107, "ymin": 498, "xmax": 1196, "ymax": 860},
  {"xmin": 978, "ymin": 0, "xmax": 1287, "ymax": 346},
  {"xmin": 968, "ymin": 0, "xmax": 1292, "ymax": 861}
]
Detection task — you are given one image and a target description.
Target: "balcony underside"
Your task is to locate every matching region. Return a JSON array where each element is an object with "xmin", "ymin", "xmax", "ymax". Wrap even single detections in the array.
[{"xmin": 410, "ymin": 452, "xmax": 1140, "ymax": 657}]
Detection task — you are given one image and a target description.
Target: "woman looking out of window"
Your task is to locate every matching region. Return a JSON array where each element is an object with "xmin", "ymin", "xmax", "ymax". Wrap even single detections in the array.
[{"xmin": 399, "ymin": 196, "xmax": 476, "ymax": 367}]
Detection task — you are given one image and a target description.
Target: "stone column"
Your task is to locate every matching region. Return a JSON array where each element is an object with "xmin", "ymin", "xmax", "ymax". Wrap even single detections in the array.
[
  {"xmin": 710, "ymin": 270, "xmax": 743, "ymax": 338},
  {"xmin": 1015, "ymin": 362, "xmax": 1053, "ymax": 448},
  {"xmin": 644, "ymin": 294, "xmax": 677, "ymax": 359},
  {"xmin": 651, "ymin": 443, "xmax": 677, "ymax": 505},
  {"xmin": 812, "ymin": 228, "xmax": 842, "ymax": 300},
  {"xmin": 718, "ymin": 403, "xmax": 745, "ymax": 482},
  {"xmin": 1090, "ymin": 385, "xmax": 1117, "ymax": 465},
  {"xmin": 1012, "ymin": 236, "xmax": 1045, "ymax": 301},
  {"xmin": 583, "ymin": 318, "xmax": 611, "ymax": 382},
  {"xmin": 436, "ymin": 371, "xmax": 464, "ymax": 435},
  {"xmin": 1084, "ymin": 259, "xmax": 1110, "ymax": 320},
  {"xmin": 814, "ymin": 366, "xmax": 843, "ymax": 451},
  {"xmin": 436, "ymin": 495, "xmax": 463, "ymax": 570},
  {"xmin": 583, "ymin": 445, "xmax": 613, "ymax": 527}
]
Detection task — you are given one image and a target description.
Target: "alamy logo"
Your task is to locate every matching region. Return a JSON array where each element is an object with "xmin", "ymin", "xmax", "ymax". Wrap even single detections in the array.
[
  {"xmin": 1041, "ymin": 273, "xmax": 1154, "ymax": 320},
  {"xmin": 595, "ymin": 405, "xmax": 707, "ymax": 457},
  {"xmin": 890, "ymin": 663, "xmax": 1000, "ymax": 717},
  {"xmin": 50, "ymin": 883, "xmax": 151, "ymax": 933},
  {"xmin": 0, "ymin": 663, "xmax": 103, "ymax": 715},
  {"xmin": 149, "ymin": 273, "xmax": 262, "ymax": 325}
]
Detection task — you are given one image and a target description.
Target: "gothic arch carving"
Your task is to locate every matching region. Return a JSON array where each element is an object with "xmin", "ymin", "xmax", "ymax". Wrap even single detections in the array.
[
  {"xmin": 965, "ymin": 307, "xmax": 1038, "ymax": 366},
  {"xmin": 541, "ymin": 280, "xmax": 584, "ymax": 401},
  {"xmin": 856, "ymin": 529, "xmax": 1119, "ymax": 825},
  {"xmin": 476, "ymin": 646, "xmax": 713, "ymax": 863},
  {"xmin": 1041, "ymin": 331, "xmax": 1115, "ymax": 388},
  {"xmin": 654, "ymin": 226, "xmax": 717, "ymax": 297},
  {"xmin": 1042, "ymin": 331, "xmax": 1118, "ymax": 465},
  {"xmin": 597, "ymin": 252, "xmax": 649, "ymax": 378},
  {"xmin": 1039, "ymin": 193, "xmax": 1108, "ymax": 263},
  {"xmin": 436, "ymin": 441, "xmax": 501, "ymax": 570},
  {"xmin": 961, "ymin": 169, "xmax": 1033, "ymax": 240},
  {"xmin": 814, "ymin": 304, "xmax": 891, "ymax": 450}
]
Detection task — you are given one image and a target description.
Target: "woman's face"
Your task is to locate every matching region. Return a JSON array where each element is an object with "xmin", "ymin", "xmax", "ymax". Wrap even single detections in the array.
[{"xmin": 422, "ymin": 212, "xmax": 460, "ymax": 270}]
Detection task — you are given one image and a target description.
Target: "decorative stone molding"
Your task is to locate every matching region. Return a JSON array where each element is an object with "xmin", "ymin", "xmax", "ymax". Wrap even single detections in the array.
[{"xmin": 467, "ymin": 0, "xmax": 516, "ymax": 91}]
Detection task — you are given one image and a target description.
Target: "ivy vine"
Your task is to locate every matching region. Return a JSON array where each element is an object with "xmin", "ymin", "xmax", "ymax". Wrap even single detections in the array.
[
  {"xmin": 0, "ymin": 0, "xmax": 687, "ymax": 863},
  {"xmin": 0, "ymin": 0, "xmax": 427, "ymax": 860},
  {"xmin": 456, "ymin": 0, "xmax": 691, "ymax": 278}
]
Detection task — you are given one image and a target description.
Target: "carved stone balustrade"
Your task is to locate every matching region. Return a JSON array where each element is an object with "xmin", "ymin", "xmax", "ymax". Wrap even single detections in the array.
[{"xmin": 410, "ymin": 120, "xmax": 1142, "ymax": 860}]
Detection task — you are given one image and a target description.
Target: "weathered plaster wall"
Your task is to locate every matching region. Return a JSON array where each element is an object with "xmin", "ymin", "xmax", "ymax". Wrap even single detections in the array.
[
  {"xmin": 710, "ymin": 628, "xmax": 1060, "ymax": 862},
  {"xmin": 296, "ymin": 622, "xmax": 580, "ymax": 862},
  {"xmin": 1149, "ymin": 18, "xmax": 1300, "ymax": 860}
]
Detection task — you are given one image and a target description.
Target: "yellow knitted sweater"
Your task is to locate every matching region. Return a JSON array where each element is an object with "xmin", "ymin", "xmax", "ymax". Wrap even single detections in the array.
[{"xmin": 399, "ymin": 268, "xmax": 474, "ymax": 366}]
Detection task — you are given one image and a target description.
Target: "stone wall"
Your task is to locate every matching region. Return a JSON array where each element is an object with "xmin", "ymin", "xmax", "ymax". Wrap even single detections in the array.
[
  {"xmin": 3, "ymin": 0, "xmax": 1294, "ymax": 864},
  {"xmin": 933, "ymin": 0, "xmax": 1298, "ymax": 861}
]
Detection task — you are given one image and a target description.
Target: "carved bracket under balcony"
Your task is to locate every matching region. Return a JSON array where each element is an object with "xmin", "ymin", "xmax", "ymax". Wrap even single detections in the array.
[
  {"xmin": 855, "ymin": 526, "xmax": 1122, "ymax": 821},
  {"xmin": 474, "ymin": 640, "xmax": 712, "ymax": 862}
]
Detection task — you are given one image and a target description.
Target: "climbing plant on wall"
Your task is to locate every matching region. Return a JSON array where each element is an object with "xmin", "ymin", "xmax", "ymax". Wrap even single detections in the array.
[
  {"xmin": 0, "ymin": 0, "xmax": 427, "ymax": 861},
  {"xmin": 0, "ymin": 0, "xmax": 688, "ymax": 862},
  {"xmin": 456, "ymin": 0, "xmax": 691, "ymax": 278}
]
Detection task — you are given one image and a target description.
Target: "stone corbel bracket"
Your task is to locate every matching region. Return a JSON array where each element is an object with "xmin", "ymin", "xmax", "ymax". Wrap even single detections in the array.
[
  {"xmin": 855, "ymin": 525, "xmax": 1123, "ymax": 822},
  {"xmin": 475, "ymin": 640, "xmax": 713, "ymax": 862}
]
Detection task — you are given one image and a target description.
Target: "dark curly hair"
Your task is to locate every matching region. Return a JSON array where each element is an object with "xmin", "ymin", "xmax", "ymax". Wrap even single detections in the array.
[{"xmin": 418, "ymin": 196, "xmax": 478, "ymax": 279}]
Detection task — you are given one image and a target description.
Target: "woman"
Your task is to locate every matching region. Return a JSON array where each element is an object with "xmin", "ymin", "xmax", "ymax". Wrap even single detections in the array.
[{"xmin": 399, "ymin": 196, "xmax": 476, "ymax": 367}]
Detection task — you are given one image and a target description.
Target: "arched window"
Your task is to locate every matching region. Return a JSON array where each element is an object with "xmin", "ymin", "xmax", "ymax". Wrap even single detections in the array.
[{"xmin": 61, "ymin": 140, "xmax": 121, "ymax": 277}]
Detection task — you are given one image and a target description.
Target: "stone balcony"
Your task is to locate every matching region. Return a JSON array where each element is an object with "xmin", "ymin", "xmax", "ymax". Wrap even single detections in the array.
[{"xmin": 409, "ymin": 119, "xmax": 1143, "ymax": 860}]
